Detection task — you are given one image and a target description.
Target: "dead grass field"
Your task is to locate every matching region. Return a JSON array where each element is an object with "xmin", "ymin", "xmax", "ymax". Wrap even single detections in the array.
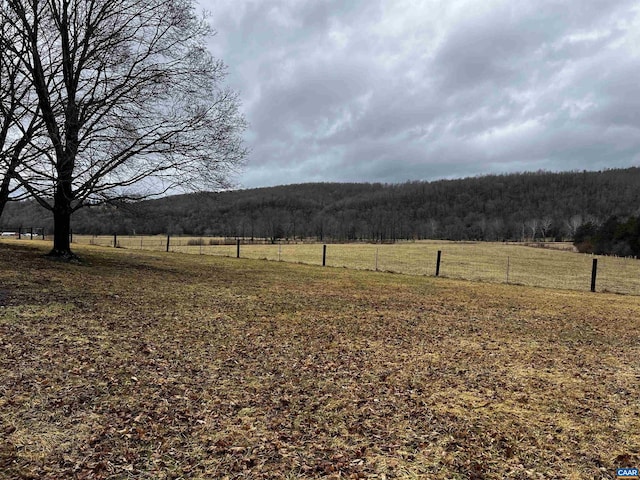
[
  {"xmin": 71, "ymin": 236, "xmax": 640, "ymax": 295},
  {"xmin": 1, "ymin": 240, "xmax": 639, "ymax": 479}
]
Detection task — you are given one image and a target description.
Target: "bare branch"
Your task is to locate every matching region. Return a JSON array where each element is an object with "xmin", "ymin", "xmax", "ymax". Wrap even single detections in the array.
[{"xmin": 4, "ymin": 0, "xmax": 247, "ymax": 254}]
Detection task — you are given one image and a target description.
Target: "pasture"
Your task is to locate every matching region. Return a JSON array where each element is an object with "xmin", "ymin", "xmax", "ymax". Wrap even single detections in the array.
[
  {"xmin": 74, "ymin": 235, "xmax": 640, "ymax": 295},
  {"xmin": 1, "ymin": 241, "xmax": 639, "ymax": 479}
]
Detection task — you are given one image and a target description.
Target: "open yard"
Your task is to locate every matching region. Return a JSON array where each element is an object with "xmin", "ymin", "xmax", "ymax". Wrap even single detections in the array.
[{"xmin": 1, "ymin": 241, "xmax": 639, "ymax": 479}]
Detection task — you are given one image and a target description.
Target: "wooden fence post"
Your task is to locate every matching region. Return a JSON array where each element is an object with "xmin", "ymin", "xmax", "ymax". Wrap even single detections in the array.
[
  {"xmin": 113, "ymin": 233, "xmax": 117, "ymax": 248},
  {"xmin": 506, "ymin": 256, "xmax": 510, "ymax": 284},
  {"xmin": 166, "ymin": 234, "xmax": 170, "ymax": 252},
  {"xmin": 436, "ymin": 250, "xmax": 442, "ymax": 276},
  {"xmin": 236, "ymin": 238, "xmax": 240, "ymax": 258},
  {"xmin": 591, "ymin": 258, "xmax": 598, "ymax": 292},
  {"xmin": 322, "ymin": 244, "xmax": 327, "ymax": 266}
]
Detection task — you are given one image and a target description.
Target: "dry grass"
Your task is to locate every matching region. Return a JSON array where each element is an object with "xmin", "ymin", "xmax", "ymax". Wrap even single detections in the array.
[
  {"xmin": 70, "ymin": 236, "xmax": 640, "ymax": 295},
  {"xmin": 1, "ymin": 240, "xmax": 639, "ymax": 479}
]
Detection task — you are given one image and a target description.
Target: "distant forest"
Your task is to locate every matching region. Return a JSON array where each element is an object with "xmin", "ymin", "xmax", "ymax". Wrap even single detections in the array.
[
  {"xmin": 2, "ymin": 168, "xmax": 640, "ymax": 243},
  {"xmin": 574, "ymin": 215, "xmax": 640, "ymax": 257}
]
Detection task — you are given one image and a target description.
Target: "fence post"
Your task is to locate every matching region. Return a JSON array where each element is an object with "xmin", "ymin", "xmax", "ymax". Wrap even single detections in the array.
[
  {"xmin": 166, "ymin": 234, "xmax": 170, "ymax": 253},
  {"xmin": 436, "ymin": 250, "xmax": 441, "ymax": 276},
  {"xmin": 236, "ymin": 238, "xmax": 240, "ymax": 258},
  {"xmin": 506, "ymin": 256, "xmax": 510, "ymax": 284},
  {"xmin": 30, "ymin": 227, "xmax": 33, "ymax": 240},
  {"xmin": 591, "ymin": 258, "xmax": 598, "ymax": 292},
  {"xmin": 113, "ymin": 233, "xmax": 117, "ymax": 248},
  {"xmin": 322, "ymin": 244, "xmax": 327, "ymax": 266},
  {"xmin": 375, "ymin": 247, "xmax": 379, "ymax": 271},
  {"xmin": 18, "ymin": 226, "xmax": 22, "ymax": 240}
]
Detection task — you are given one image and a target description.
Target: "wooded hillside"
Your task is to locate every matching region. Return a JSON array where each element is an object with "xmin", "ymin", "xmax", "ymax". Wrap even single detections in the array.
[{"xmin": 3, "ymin": 168, "xmax": 640, "ymax": 242}]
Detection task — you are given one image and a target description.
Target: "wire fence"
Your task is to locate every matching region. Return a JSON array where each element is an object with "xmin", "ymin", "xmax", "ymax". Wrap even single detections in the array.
[{"xmin": 59, "ymin": 235, "xmax": 640, "ymax": 296}]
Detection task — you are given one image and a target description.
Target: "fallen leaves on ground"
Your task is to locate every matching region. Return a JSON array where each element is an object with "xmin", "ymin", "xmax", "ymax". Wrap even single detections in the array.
[{"xmin": 1, "ymin": 242, "xmax": 639, "ymax": 479}]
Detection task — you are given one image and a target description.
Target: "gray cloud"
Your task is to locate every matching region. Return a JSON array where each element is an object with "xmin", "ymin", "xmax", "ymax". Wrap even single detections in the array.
[{"xmin": 201, "ymin": 0, "xmax": 640, "ymax": 188}]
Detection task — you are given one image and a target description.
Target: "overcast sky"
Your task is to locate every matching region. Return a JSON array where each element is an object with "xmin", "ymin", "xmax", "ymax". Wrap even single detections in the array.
[{"xmin": 200, "ymin": 0, "xmax": 640, "ymax": 189}]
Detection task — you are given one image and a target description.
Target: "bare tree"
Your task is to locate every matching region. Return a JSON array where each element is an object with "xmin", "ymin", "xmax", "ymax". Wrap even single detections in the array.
[
  {"xmin": 566, "ymin": 214, "xmax": 583, "ymax": 239},
  {"xmin": 525, "ymin": 218, "xmax": 538, "ymax": 241},
  {"xmin": 5, "ymin": 0, "xmax": 247, "ymax": 257},
  {"xmin": 491, "ymin": 218, "xmax": 505, "ymax": 241},
  {"xmin": 477, "ymin": 216, "xmax": 488, "ymax": 240},
  {"xmin": 427, "ymin": 218, "xmax": 438, "ymax": 238},
  {"xmin": 0, "ymin": 6, "xmax": 44, "ymax": 219},
  {"xmin": 539, "ymin": 216, "xmax": 553, "ymax": 241}
]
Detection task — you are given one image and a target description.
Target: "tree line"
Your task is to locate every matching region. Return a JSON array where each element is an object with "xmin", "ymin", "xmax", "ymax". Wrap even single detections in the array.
[
  {"xmin": 3, "ymin": 168, "xmax": 640, "ymax": 245},
  {"xmin": 574, "ymin": 216, "xmax": 640, "ymax": 256}
]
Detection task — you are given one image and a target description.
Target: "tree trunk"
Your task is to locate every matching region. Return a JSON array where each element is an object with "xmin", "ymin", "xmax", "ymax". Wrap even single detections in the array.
[
  {"xmin": 0, "ymin": 146, "xmax": 25, "ymax": 221},
  {"xmin": 49, "ymin": 204, "xmax": 73, "ymax": 258},
  {"xmin": 48, "ymin": 171, "xmax": 75, "ymax": 258},
  {"xmin": 0, "ymin": 173, "xmax": 11, "ymax": 220}
]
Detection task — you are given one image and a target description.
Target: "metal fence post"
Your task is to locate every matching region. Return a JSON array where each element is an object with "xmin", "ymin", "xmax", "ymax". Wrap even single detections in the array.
[
  {"xmin": 591, "ymin": 258, "xmax": 598, "ymax": 292},
  {"xmin": 436, "ymin": 250, "xmax": 442, "ymax": 276},
  {"xmin": 236, "ymin": 238, "xmax": 240, "ymax": 258},
  {"xmin": 323, "ymin": 244, "xmax": 327, "ymax": 266}
]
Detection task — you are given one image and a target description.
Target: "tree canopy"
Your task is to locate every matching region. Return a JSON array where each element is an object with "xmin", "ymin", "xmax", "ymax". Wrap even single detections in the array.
[{"xmin": 0, "ymin": 8, "xmax": 43, "ymax": 218}]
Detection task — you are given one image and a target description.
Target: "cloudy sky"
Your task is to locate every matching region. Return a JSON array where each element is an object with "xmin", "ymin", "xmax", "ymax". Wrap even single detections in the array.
[{"xmin": 200, "ymin": 0, "xmax": 640, "ymax": 189}]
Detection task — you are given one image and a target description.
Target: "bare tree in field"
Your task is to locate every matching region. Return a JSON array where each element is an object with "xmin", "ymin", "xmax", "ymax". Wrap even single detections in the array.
[
  {"xmin": 0, "ymin": 8, "xmax": 43, "ymax": 219},
  {"xmin": 5, "ymin": 0, "xmax": 247, "ymax": 257}
]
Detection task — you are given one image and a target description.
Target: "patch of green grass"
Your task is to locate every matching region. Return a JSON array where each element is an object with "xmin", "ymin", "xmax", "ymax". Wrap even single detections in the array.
[{"xmin": 0, "ymin": 241, "xmax": 639, "ymax": 479}]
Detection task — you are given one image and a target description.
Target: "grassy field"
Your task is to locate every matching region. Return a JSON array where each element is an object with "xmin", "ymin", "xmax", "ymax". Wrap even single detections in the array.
[
  {"xmin": 71, "ymin": 235, "xmax": 640, "ymax": 295},
  {"xmin": 1, "ymin": 240, "xmax": 639, "ymax": 479}
]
